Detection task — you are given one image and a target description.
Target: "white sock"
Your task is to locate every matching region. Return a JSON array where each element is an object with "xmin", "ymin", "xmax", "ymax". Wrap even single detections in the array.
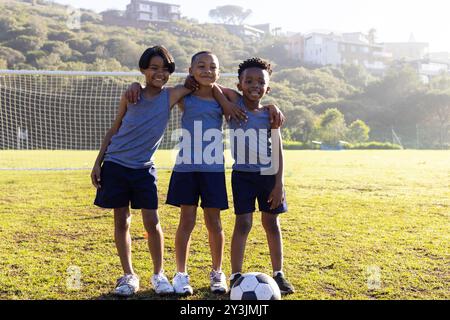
[{"xmin": 273, "ymin": 270, "xmax": 284, "ymax": 277}]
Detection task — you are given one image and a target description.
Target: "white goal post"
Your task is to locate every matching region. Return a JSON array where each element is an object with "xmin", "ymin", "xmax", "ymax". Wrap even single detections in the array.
[{"xmin": 0, "ymin": 69, "xmax": 237, "ymax": 170}]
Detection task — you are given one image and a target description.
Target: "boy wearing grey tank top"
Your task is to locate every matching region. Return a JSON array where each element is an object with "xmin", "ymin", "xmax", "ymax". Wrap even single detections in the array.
[
  {"xmin": 91, "ymin": 46, "xmax": 195, "ymax": 297},
  {"xmin": 226, "ymin": 58, "xmax": 295, "ymax": 295}
]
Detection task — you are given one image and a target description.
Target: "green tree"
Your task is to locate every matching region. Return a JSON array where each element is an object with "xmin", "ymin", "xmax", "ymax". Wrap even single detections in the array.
[
  {"xmin": 26, "ymin": 50, "xmax": 46, "ymax": 66},
  {"xmin": 89, "ymin": 58, "xmax": 124, "ymax": 72},
  {"xmin": 48, "ymin": 30, "xmax": 76, "ymax": 42},
  {"xmin": 318, "ymin": 108, "xmax": 348, "ymax": 145},
  {"xmin": 209, "ymin": 5, "xmax": 252, "ymax": 25},
  {"xmin": 36, "ymin": 53, "xmax": 62, "ymax": 70},
  {"xmin": 6, "ymin": 35, "xmax": 44, "ymax": 52},
  {"xmin": 347, "ymin": 119, "xmax": 370, "ymax": 143},
  {"xmin": 104, "ymin": 38, "xmax": 143, "ymax": 68},
  {"xmin": 67, "ymin": 38, "xmax": 92, "ymax": 53},
  {"xmin": 0, "ymin": 46, "xmax": 26, "ymax": 68},
  {"xmin": 420, "ymin": 90, "xmax": 450, "ymax": 148},
  {"xmin": 285, "ymin": 106, "xmax": 317, "ymax": 143},
  {"xmin": 0, "ymin": 16, "xmax": 18, "ymax": 41}
]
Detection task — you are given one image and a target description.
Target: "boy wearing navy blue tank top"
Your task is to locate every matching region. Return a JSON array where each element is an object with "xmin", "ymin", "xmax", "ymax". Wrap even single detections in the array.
[
  {"xmin": 227, "ymin": 58, "xmax": 295, "ymax": 294},
  {"xmin": 91, "ymin": 46, "xmax": 195, "ymax": 297}
]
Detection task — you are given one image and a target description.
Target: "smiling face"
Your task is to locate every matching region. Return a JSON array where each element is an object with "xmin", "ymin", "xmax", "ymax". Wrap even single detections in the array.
[
  {"xmin": 141, "ymin": 55, "xmax": 170, "ymax": 89},
  {"xmin": 189, "ymin": 53, "xmax": 220, "ymax": 86},
  {"xmin": 238, "ymin": 67, "xmax": 271, "ymax": 103}
]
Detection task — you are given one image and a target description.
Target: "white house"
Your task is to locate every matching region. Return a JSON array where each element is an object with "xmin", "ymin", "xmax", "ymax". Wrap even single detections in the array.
[{"xmin": 303, "ymin": 32, "xmax": 390, "ymax": 74}]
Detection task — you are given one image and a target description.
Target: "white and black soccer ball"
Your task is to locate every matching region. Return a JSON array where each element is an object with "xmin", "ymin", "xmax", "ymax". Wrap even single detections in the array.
[{"xmin": 230, "ymin": 272, "xmax": 281, "ymax": 300}]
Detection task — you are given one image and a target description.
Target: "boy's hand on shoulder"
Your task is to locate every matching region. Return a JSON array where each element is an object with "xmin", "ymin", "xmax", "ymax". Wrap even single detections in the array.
[
  {"xmin": 264, "ymin": 104, "xmax": 285, "ymax": 128},
  {"xmin": 184, "ymin": 75, "xmax": 199, "ymax": 92},
  {"xmin": 125, "ymin": 82, "xmax": 142, "ymax": 104},
  {"xmin": 223, "ymin": 103, "xmax": 248, "ymax": 123},
  {"xmin": 268, "ymin": 183, "xmax": 284, "ymax": 210},
  {"xmin": 91, "ymin": 163, "xmax": 102, "ymax": 189}
]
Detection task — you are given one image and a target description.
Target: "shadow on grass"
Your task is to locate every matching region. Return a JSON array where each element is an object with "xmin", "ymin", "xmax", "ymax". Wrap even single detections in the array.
[{"xmin": 93, "ymin": 287, "xmax": 231, "ymax": 301}]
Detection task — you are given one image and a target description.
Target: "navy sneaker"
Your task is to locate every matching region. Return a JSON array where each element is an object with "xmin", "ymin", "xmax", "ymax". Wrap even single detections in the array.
[
  {"xmin": 229, "ymin": 272, "xmax": 242, "ymax": 289},
  {"xmin": 273, "ymin": 271, "xmax": 295, "ymax": 294}
]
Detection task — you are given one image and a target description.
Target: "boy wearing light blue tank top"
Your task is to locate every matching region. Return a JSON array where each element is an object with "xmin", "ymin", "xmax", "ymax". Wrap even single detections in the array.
[
  {"xmin": 227, "ymin": 58, "xmax": 295, "ymax": 295},
  {"xmin": 166, "ymin": 51, "xmax": 231, "ymax": 295},
  {"xmin": 91, "ymin": 46, "xmax": 196, "ymax": 297}
]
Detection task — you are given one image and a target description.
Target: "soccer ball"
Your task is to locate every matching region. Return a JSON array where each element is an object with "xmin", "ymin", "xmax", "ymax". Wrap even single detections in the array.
[{"xmin": 230, "ymin": 272, "xmax": 281, "ymax": 300}]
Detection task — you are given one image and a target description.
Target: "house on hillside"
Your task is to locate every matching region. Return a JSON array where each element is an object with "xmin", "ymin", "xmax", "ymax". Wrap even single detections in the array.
[
  {"xmin": 382, "ymin": 35, "xmax": 429, "ymax": 61},
  {"xmin": 101, "ymin": 0, "xmax": 180, "ymax": 28},
  {"xmin": 303, "ymin": 32, "xmax": 391, "ymax": 75}
]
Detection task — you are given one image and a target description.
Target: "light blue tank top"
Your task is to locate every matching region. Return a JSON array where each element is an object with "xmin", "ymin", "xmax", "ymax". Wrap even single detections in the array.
[
  {"xmin": 229, "ymin": 98, "xmax": 272, "ymax": 172},
  {"xmin": 173, "ymin": 94, "xmax": 225, "ymax": 172},
  {"xmin": 104, "ymin": 88, "xmax": 170, "ymax": 169}
]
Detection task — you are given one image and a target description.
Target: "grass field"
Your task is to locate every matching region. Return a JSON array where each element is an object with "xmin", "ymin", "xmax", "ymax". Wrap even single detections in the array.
[{"xmin": 0, "ymin": 150, "xmax": 449, "ymax": 300}]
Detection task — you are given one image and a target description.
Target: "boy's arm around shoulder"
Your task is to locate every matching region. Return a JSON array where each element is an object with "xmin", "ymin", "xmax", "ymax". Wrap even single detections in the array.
[
  {"xmin": 91, "ymin": 94, "xmax": 128, "ymax": 189},
  {"xmin": 213, "ymin": 84, "xmax": 247, "ymax": 122},
  {"xmin": 168, "ymin": 75, "xmax": 197, "ymax": 109},
  {"xmin": 265, "ymin": 104, "xmax": 285, "ymax": 129}
]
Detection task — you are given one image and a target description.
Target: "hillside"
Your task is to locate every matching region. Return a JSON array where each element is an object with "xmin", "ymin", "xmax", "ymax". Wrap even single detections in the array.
[{"xmin": 0, "ymin": 0, "xmax": 449, "ymax": 148}]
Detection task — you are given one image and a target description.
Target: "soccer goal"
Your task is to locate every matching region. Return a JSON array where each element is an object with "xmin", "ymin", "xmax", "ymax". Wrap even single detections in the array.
[{"xmin": 0, "ymin": 70, "xmax": 237, "ymax": 170}]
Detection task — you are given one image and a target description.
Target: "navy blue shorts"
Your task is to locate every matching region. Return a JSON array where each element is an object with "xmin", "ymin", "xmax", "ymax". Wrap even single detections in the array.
[
  {"xmin": 166, "ymin": 171, "xmax": 229, "ymax": 210},
  {"xmin": 94, "ymin": 161, "xmax": 158, "ymax": 210},
  {"xmin": 231, "ymin": 170, "xmax": 287, "ymax": 215}
]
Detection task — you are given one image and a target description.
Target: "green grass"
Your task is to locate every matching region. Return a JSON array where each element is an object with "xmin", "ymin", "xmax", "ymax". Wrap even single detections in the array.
[{"xmin": 0, "ymin": 150, "xmax": 449, "ymax": 300}]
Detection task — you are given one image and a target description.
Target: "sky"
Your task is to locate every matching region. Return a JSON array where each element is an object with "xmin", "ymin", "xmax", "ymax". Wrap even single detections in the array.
[{"xmin": 51, "ymin": 0, "xmax": 450, "ymax": 52}]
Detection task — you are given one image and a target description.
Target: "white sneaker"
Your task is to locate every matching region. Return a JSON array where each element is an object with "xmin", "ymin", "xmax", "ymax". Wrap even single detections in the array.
[
  {"xmin": 113, "ymin": 274, "xmax": 140, "ymax": 297},
  {"xmin": 151, "ymin": 272, "xmax": 174, "ymax": 295},
  {"xmin": 172, "ymin": 272, "xmax": 193, "ymax": 296},
  {"xmin": 210, "ymin": 270, "xmax": 228, "ymax": 294}
]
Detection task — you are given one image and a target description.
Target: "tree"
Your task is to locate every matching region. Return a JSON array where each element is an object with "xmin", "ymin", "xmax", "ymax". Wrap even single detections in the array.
[
  {"xmin": 420, "ymin": 90, "xmax": 450, "ymax": 148},
  {"xmin": 36, "ymin": 53, "xmax": 62, "ymax": 70},
  {"xmin": 347, "ymin": 119, "xmax": 370, "ymax": 143},
  {"xmin": 317, "ymin": 108, "xmax": 348, "ymax": 145},
  {"xmin": 209, "ymin": 5, "xmax": 252, "ymax": 25},
  {"xmin": 0, "ymin": 17, "xmax": 18, "ymax": 41},
  {"xmin": 285, "ymin": 106, "xmax": 317, "ymax": 143},
  {"xmin": 89, "ymin": 58, "xmax": 124, "ymax": 72},
  {"xmin": 6, "ymin": 35, "xmax": 44, "ymax": 52},
  {"xmin": 0, "ymin": 46, "xmax": 26, "ymax": 68},
  {"xmin": 0, "ymin": 58, "xmax": 7, "ymax": 69},
  {"xmin": 48, "ymin": 30, "xmax": 76, "ymax": 42},
  {"xmin": 104, "ymin": 38, "xmax": 143, "ymax": 68},
  {"xmin": 67, "ymin": 38, "xmax": 92, "ymax": 53}
]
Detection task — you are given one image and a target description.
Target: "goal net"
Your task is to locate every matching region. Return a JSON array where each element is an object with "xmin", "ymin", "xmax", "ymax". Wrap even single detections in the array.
[{"xmin": 0, "ymin": 70, "xmax": 237, "ymax": 170}]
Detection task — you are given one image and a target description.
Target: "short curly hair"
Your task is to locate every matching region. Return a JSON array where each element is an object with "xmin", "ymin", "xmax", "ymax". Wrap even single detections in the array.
[{"xmin": 238, "ymin": 57, "xmax": 272, "ymax": 78}]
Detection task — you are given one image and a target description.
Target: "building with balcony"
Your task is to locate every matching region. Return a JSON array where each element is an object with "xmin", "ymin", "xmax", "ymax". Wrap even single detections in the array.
[
  {"xmin": 303, "ymin": 32, "xmax": 391, "ymax": 74},
  {"xmin": 126, "ymin": 0, "xmax": 180, "ymax": 23},
  {"xmin": 101, "ymin": 0, "xmax": 180, "ymax": 28}
]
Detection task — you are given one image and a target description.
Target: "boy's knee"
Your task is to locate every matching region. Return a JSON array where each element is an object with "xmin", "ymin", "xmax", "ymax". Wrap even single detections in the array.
[
  {"xmin": 115, "ymin": 216, "xmax": 132, "ymax": 231},
  {"xmin": 206, "ymin": 220, "xmax": 223, "ymax": 234},
  {"xmin": 262, "ymin": 219, "xmax": 280, "ymax": 234},
  {"xmin": 235, "ymin": 219, "xmax": 252, "ymax": 235},
  {"xmin": 180, "ymin": 216, "xmax": 196, "ymax": 232},
  {"xmin": 142, "ymin": 210, "xmax": 160, "ymax": 231}
]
